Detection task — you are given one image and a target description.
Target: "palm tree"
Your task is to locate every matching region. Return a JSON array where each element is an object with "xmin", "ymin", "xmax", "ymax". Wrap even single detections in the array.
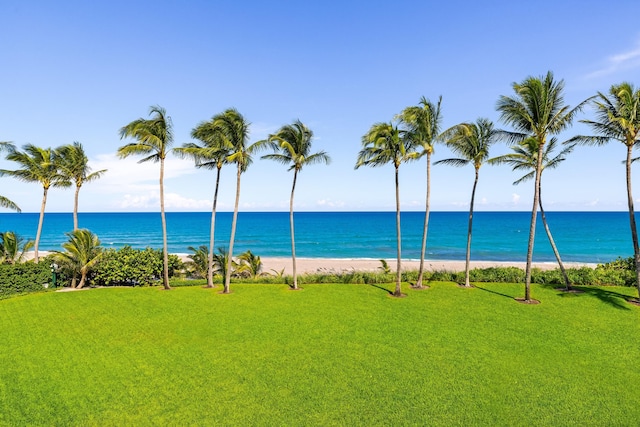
[
  {"xmin": 0, "ymin": 231, "xmax": 33, "ymax": 264},
  {"xmin": 261, "ymin": 120, "xmax": 331, "ymax": 290},
  {"xmin": 236, "ymin": 250, "xmax": 263, "ymax": 279},
  {"xmin": 53, "ymin": 229, "xmax": 103, "ymax": 289},
  {"xmin": 0, "ymin": 143, "xmax": 21, "ymax": 213},
  {"xmin": 355, "ymin": 122, "xmax": 415, "ymax": 297},
  {"xmin": 211, "ymin": 109, "xmax": 260, "ymax": 294},
  {"xmin": 496, "ymin": 71, "xmax": 586, "ymax": 303},
  {"xmin": 174, "ymin": 118, "xmax": 231, "ymax": 288},
  {"xmin": 490, "ymin": 137, "xmax": 575, "ymax": 290},
  {"xmin": 0, "ymin": 144, "xmax": 71, "ymax": 262},
  {"xmin": 57, "ymin": 142, "xmax": 107, "ymax": 230},
  {"xmin": 577, "ymin": 82, "xmax": 640, "ymax": 299},
  {"xmin": 436, "ymin": 118, "xmax": 499, "ymax": 287},
  {"xmin": 186, "ymin": 245, "xmax": 209, "ymax": 279},
  {"xmin": 398, "ymin": 96, "xmax": 443, "ymax": 288},
  {"xmin": 118, "ymin": 106, "xmax": 173, "ymax": 290}
]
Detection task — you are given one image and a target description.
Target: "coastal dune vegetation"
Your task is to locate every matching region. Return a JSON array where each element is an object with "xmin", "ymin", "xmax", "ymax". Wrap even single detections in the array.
[{"xmin": 0, "ymin": 72, "xmax": 639, "ymax": 305}]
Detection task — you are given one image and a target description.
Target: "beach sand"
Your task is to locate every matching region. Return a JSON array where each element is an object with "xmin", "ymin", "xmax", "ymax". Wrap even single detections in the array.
[
  {"xmin": 35, "ymin": 250, "xmax": 597, "ymax": 274},
  {"xmin": 257, "ymin": 257, "xmax": 597, "ymax": 274}
]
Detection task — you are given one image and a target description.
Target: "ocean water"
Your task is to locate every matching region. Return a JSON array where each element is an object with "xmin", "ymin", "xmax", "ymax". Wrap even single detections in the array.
[{"xmin": 0, "ymin": 211, "xmax": 634, "ymax": 263}]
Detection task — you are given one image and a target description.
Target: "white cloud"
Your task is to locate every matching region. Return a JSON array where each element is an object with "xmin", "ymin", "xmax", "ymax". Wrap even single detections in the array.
[
  {"xmin": 116, "ymin": 191, "xmax": 211, "ymax": 210},
  {"xmin": 90, "ymin": 153, "xmax": 197, "ymax": 193},
  {"xmin": 585, "ymin": 42, "xmax": 640, "ymax": 79},
  {"xmin": 480, "ymin": 197, "xmax": 488, "ymax": 205},
  {"xmin": 512, "ymin": 193, "xmax": 521, "ymax": 204},
  {"xmin": 317, "ymin": 199, "xmax": 345, "ymax": 208}
]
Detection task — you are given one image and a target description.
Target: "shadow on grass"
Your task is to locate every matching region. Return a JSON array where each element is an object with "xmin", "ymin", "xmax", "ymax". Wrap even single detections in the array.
[
  {"xmin": 473, "ymin": 284, "xmax": 515, "ymax": 300},
  {"xmin": 367, "ymin": 283, "xmax": 393, "ymax": 295},
  {"xmin": 540, "ymin": 284, "xmax": 633, "ymax": 311}
]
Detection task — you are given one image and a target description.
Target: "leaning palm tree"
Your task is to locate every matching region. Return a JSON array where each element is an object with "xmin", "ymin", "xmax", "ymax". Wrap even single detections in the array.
[
  {"xmin": 575, "ymin": 82, "xmax": 640, "ymax": 300},
  {"xmin": 398, "ymin": 96, "xmax": 443, "ymax": 288},
  {"xmin": 496, "ymin": 71, "xmax": 586, "ymax": 303},
  {"xmin": 355, "ymin": 122, "xmax": 415, "ymax": 297},
  {"xmin": 436, "ymin": 118, "xmax": 499, "ymax": 287},
  {"xmin": 53, "ymin": 229, "xmax": 103, "ymax": 289},
  {"xmin": 0, "ymin": 143, "xmax": 21, "ymax": 213},
  {"xmin": 57, "ymin": 142, "xmax": 107, "ymax": 230},
  {"xmin": 490, "ymin": 137, "xmax": 575, "ymax": 290},
  {"xmin": 261, "ymin": 120, "xmax": 331, "ymax": 290},
  {"xmin": 0, "ymin": 231, "xmax": 33, "ymax": 264},
  {"xmin": 118, "ymin": 105, "xmax": 173, "ymax": 290},
  {"xmin": 174, "ymin": 119, "xmax": 231, "ymax": 288},
  {"xmin": 0, "ymin": 144, "xmax": 71, "ymax": 262},
  {"xmin": 212, "ymin": 109, "xmax": 260, "ymax": 294}
]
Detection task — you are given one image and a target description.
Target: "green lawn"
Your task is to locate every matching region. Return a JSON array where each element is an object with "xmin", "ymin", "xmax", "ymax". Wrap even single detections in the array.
[{"xmin": 0, "ymin": 282, "xmax": 638, "ymax": 426}]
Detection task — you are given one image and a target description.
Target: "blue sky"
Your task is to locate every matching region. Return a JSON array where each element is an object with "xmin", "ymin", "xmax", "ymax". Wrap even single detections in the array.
[{"xmin": 1, "ymin": 0, "xmax": 640, "ymax": 212}]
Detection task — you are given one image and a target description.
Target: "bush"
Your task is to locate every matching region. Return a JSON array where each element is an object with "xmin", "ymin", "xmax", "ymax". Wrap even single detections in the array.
[
  {"xmin": 92, "ymin": 246, "xmax": 183, "ymax": 287},
  {"xmin": 0, "ymin": 261, "xmax": 51, "ymax": 298}
]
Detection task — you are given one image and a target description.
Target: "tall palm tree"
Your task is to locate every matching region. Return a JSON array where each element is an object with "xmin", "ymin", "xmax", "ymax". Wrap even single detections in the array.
[
  {"xmin": 398, "ymin": 96, "xmax": 443, "ymax": 288},
  {"xmin": 118, "ymin": 105, "xmax": 173, "ymax": 290},
  {"xmin": 436, "ymin": 118, "xmax": 499, "ymax": 287},
  {"xmin": 53, "ymin": 229, "xmax": 103, "ymax": 289},
  {"xmin": 355, "ymin": 122, "xmax": 415, "ymax": 297},
  {"xmin": 261, "ymin": 120, "xmax": 331, "ymax": 290},
  {"xmin": 211, "ymin": 108, "xmax": 259, "ymax": 294},
  {"xmin": 577, "ymin": 82, "xmax": 640, "ymax": 299},
  {"xmin": 0, "ymin": 143, "xmax": 21, "ymax": 213},
  {"xmin": 0, "ymin": 144, "xmax": 71, "ymax": 262},
  {"xmin": 0, "ymin": 231, "xmax": 33, "ymax": 264},
  {"xmin": 490, "ymin": 137, "xmax": 575, "ymax": 290},
  {"xmin": 175, "ymin": 118, "xmax": 231, "ymax": 288},
  {"xmin": 496, "ymin": 71, "xmax": 586, "ymax": 303},
  {"xmin": 57, "ymin": 142, "xmax": 107, "ymax": 230}
]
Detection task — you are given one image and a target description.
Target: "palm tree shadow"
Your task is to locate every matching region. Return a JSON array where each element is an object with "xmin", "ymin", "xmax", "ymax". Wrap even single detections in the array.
[
  {"xmin": 368, "ymin": 283, "xmax": 393, "ymax": 295},
  {"xmin": 540, "ymin": 284, "xmax": 632, "ymax": 311},
  {"xmin": 473, "ymin": 284, "xmax": 514, "ymax": 300}
]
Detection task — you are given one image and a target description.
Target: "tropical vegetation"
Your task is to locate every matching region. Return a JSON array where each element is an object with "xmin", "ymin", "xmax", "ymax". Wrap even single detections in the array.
[
  {"xmin": 496, "ymin": 71, "xmax": 587, "ymax": 302},
  {"xmin": 577, "ymin": 82, "xmax": 640, "ymax": 300},
  {"xmin": 398, "ymin": 96, "xmax": 443, "ymax": 288},
  {"xmin": 356, "ymin": 122, "xmax": 414, "ymax": 297},
  {"xmin": 436, "ymin": 118, "xmax": 499, "ymax": 287},
  {"xmin": 118, "ymin": 105, "xmax": 173, "ymax": 290},
  {"xmin": 262, "ymin": 120, "xmax": 331, "ymax": 290}
]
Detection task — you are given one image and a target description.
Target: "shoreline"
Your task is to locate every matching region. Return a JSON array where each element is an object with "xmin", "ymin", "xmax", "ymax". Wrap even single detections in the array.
[
  {"xmin": 29, "ymin": 251, "xmax": 598, "ymax": 274},
  {"xmin": 174, "ymin": 254, "xmax": 598, "ymax": 274}
]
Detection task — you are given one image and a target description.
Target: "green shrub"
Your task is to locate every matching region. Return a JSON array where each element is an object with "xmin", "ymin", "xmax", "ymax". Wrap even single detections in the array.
[
  {"xmin": 0, "ymin": 261, "xmax": 51, "ymax": 298},
  {"xmin": 92, "ymin": 246, "xmax": 183, "ymax": 287}
]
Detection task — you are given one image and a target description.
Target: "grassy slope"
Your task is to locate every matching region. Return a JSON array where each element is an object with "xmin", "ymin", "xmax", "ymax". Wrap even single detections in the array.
[{"xmin": 0, "ymin": 283, "xmax": 638, "ymax": 426}]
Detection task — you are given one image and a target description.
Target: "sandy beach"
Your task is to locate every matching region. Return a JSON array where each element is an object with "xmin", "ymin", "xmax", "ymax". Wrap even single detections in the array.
[
  {"xmin": 256, "ymin": 257, "xmax": 597, "ymax": 274},
  {"xmin": 35, "ymin": 251, "xmax": 597, "ymax": 274}
]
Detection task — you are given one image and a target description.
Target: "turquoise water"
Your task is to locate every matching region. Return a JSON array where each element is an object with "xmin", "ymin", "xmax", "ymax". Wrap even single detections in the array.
[{"xmin": 0, "ymin": 211, "xmax": 634, "ymax": 263}]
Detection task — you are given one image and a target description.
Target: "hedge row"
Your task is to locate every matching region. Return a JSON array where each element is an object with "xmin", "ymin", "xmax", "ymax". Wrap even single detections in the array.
[{"xmin": 0, "ymin": 261, "xmax": 51, "ymax": 299}]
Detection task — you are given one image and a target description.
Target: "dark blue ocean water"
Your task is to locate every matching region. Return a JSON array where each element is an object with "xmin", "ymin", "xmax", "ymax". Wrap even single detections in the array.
[{"xmin": 0, "ymin": 211, "xmax": 634, "ymax": 263}]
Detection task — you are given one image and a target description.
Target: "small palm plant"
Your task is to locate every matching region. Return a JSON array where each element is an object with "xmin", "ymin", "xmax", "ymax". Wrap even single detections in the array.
[
  {"xmin": 236, "ymin": 250, "xmax": 263, "ymax": 279},
  {"xmin": 54, "ymin": 229, "xmax": 103, "ymax": 289},
  {"xmin": 186, "ymin": 245, "xmax": 209, "ymax": 279},
  {"xmin": 0, "ymin": 231, "xmax": 34, "ymax": 264}
]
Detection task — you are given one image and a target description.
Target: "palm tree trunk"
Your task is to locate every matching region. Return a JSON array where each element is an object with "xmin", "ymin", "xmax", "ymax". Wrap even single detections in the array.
[
  {"xmin": 394, "ymin": 165, "xmax": 402, "ymax": 297},
  {"xmin": 464, "ymin": 168, "xmax": 479, "ymax": 288},
  {"xmin": 34, "ymin": 186, "xmax": 48, "ymax": 263},
  {"xmin": 207, "ymin": 166, "xmax": 222, "ymax": 288},
  {"xmin": 224, "ymin": 165, "xmax": 242, "ymax": 294},
  {"xmin": 77, "ymin": 271, "xmax": 87, "ymax": 289},
  {"xmin": 523, "ymin": 142, "xmax": 544, "ymax": 302},
  {"xmin": 73, "ymin": 185, "xmax": 80, "ymax": 231},
  {"xmin": 159, "ymin": 158, "xmax": 171, "ymax": 290},
  {"xmin": 290, "ymin": 169, "xmax": 298, "ymax": 290},
  {"xmin": 625, "ymin": 144, "xmax": 640, "ymax": 299},
  {"xmin": 415, "ymin": 152, "xmax": 431, "ymax": 288},
  {"xmin": 539, "ymin": 187, "xmax": 571, "ymax": 290}
]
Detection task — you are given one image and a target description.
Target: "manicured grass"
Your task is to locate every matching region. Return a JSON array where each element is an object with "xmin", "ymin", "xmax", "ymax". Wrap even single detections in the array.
[{"xmin": 0, "ymin": 282, "xmax": 638, "ymax": 425}]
